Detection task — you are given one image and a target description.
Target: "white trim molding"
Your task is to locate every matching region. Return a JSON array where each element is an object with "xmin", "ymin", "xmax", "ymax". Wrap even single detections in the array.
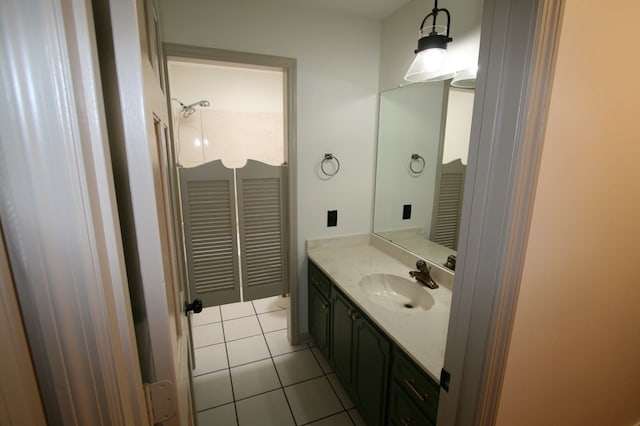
[
  {"xmin": 163, "ymin": 43, "xmax": 300, "ymax": 344},
  {"xmin": 438, "ymin": 0, "xmax": 565, "ymax": 424}
]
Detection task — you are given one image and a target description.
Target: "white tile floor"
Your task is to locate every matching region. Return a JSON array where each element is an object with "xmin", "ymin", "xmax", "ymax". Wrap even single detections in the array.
[{"xmin": 193, "ymin": 295, "xmax": 366, "ymax": 426}]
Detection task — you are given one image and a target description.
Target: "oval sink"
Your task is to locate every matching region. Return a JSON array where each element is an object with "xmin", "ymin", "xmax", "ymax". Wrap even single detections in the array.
[{"xmin": 358, "ymin": 273, "xmax": 435, "ymax": 311}]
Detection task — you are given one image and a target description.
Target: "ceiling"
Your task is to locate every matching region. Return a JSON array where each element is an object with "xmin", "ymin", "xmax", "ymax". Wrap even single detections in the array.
[{"xmin": 273, "ymin": 0, "xmax": 415, "ymax": 20}]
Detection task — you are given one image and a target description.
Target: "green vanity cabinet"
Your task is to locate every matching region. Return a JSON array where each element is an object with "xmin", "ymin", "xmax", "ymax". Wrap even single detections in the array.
[
  {"xmin": 388, "ymin": 347, "xmax": 440, "ymax": 425},
  {"xmin": 330, "ymin": 287, "xmax": 390, "ymax": 426},
  {"xmin": 308, "ymin": 261, "xmax": 331, "ymax": 358},
  {"xmin": 308, "ymin": 259, "xmax": 437, "ymax": 426}
]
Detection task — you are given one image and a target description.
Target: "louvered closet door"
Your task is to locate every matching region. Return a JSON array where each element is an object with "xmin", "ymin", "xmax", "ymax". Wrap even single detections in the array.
[
  {"xmin": 431, "ymin": 159, "xmax": 466, "ymax": 250},
  {"xmin": 236, "ymin": 160, "xmax": 288, "ymax": 301},
  {"xmin": 179, "ymin": 160, "xmax": 240, "ymax": 306}
]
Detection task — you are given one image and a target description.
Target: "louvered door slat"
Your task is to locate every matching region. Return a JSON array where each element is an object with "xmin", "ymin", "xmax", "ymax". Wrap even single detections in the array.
[
  {"xmin": 179, "ymin": 160, "xmax": 240, "ymax": 306},
  {"xmin": 431, "ymin": 159, "xmax": 466, "ymax": 251},
  {"xmin": 236, "ymin": 160, "xmax": 288, "ymax": 300}
]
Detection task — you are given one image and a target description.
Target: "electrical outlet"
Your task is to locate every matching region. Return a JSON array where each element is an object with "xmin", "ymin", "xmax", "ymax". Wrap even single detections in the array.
[
  {"xmin": 403, "ymin": 204, "xmax": 412, "ymax": 220},
  {"xmin": 327, "ymin": 210, "xmax": 337, "ymax": 227}
]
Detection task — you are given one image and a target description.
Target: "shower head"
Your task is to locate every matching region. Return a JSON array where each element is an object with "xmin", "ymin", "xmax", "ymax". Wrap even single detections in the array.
[
  {"xmin": 182, "ymin": 107, "xmax": 196, "ymax": 118},
  {"xmin": 172, "ymin": 98, "xmax": 210, "ymax": 118},
  {"xmin": 184, "ymin": 100, "xmax": 210, "ymax": 109}
]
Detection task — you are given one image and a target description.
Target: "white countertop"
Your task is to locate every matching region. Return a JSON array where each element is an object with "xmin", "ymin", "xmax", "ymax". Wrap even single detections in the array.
[{"xmin": 307, "ymin": 234, "xmax": 452, "ymax": 382}]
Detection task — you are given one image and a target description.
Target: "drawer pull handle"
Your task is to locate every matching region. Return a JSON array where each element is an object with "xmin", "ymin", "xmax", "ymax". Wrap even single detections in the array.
[
  {"xmin": 400, "ymin": 417, "xmax": 411, "ymax": 426},
  {"xmin": 404, "ymin": 378, "xmax": 427, "ymax": 402}
]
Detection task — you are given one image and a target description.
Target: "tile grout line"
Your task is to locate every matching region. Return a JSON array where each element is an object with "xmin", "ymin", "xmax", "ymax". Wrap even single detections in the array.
[
  {"xmin": 219, "ymin": 308, "xmax": 240, "ymax": 426},
  {"xmin": 218, "ymin": 301, "xmax": 292, "ymax": 422},
  {"xmin": 196, "ymin": 299, "xmax": 352, "ymax": 425},
  {"xmin": 274, "ymin": 338, "xmax": 347, "ymax": 424},
  {"xmin": 307, "ymin": 346, "xmax": 356, "ymax": 425},
  {"xmin": 191, "ymin": 305, "xmax": 219, "ymax": 328},
  {"xmin": 193, "ymin": 301, "xmax": 279, "ymax": 422},
  {"xmin": 253, "ymin": 300, "xmax": 301, "ymax": 425},
  {"xmin": 345, "ymin": 409, "xmax": 358, "ymax": 425},
  {"xmin": 268, "ymin": 306, "xmax": 348, "ymax": 425},
  {"xmin": 325, "ymin": 379, "xmax": 356, "ymax": 425},
  {"xmin": 299, "ymin": 409, "xmax": 352, "ymax": 426},
  {"xmin": 222, "ymin": 331, "xmax": 265, "ymax": 345}
]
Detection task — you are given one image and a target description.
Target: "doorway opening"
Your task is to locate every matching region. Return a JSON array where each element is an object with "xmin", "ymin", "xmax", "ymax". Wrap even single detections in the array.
[
  {"xmin": 168, "ymin": 58, "xmax": 288, "ymax": 307},
  {"xmin": 164, "ymin": 44, "xmax": 299, "ymax": 344}
]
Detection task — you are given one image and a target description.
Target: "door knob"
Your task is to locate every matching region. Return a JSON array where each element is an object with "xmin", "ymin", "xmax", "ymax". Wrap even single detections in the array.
[{"xmin": 184, "ymin": 298, "xmax": 203, "ymax": 316}]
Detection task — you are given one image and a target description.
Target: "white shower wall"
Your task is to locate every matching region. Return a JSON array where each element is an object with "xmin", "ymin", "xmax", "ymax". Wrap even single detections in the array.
[
  {"xmin": 441, "ymin": 88, "xmax": 474, "ymax": 165},
  {"xmin": 168, "ymin": 61, "xmax": 285, "ymax": 168}
]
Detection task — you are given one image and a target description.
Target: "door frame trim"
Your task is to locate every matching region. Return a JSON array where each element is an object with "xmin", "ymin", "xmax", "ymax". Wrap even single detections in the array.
[
  {"xmin": 163, "ymin": 43, "xmax": 300, "ymax": 343},
  {"xmin": 438, "ymin": 0, "xmax": 565, "ymax": 424}
]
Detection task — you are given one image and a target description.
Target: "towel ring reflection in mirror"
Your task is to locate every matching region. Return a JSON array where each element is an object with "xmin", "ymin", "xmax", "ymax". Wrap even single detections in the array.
[
  {"xmin": 410, "ymin": 153, "xmax": 425, "ymax": 174},
  {"xmin": 321, "ymin": 153, "xmax": 340, "ymax": 176}
]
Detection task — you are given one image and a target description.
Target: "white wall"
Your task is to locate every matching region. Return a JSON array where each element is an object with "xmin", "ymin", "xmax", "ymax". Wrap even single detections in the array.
[
  {"xmin": 159, "ymin": 0, "xmax": 381, "ymax": 332},
  {"xmin": 168, "ymin": 61, "xmax": 284, "ymax": 168},
  {"xmin": 379, "ymin": 0, "xmax": 483, "ymax": 91},
  {"xmin": 495, "ymin": 1, "xmax": 640, "ymax": 424}
]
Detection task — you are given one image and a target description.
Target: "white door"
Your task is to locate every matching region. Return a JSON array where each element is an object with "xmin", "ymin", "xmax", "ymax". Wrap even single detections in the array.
[
  {"xmin": 93, "ymin": 0, "xmax": 194, "ymax": 424},
  {"xmin": 0, "ymin": 0, "xmax": 158, "ymax": 423},
  {"xmin": 0, "ymin": 228, "xmax": 47, "ymax": 425}
]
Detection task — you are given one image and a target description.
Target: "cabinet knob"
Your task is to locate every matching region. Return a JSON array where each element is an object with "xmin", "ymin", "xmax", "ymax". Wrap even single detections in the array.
[
  {"xmin": 403, "ymin": 378, "xmax": 428, "ymax": 401},
  {"xmin": 351, "ymin": 312, "xmax": 359, "ymax": 321},
  {"xmin": 321, "ymin": 303, "xmax": 329, "ymax": 310}
]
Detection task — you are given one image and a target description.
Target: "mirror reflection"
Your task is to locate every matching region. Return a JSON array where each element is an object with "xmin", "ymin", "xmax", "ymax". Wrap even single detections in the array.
[{"xmin": 373, "ymin": 82, "xmax": 474, "ymax": 270}]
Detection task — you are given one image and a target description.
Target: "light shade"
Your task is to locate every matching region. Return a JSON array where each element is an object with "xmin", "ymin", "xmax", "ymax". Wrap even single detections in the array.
[
  {"xmin": 404, "ymin": 1, "xmax": 454, "ymax": 83},
  {"xmin": 404, "ymin": 47, "xmax": 456, "ymax": 82},
  {"xmin": 451, "ymin": 66, "xmax": 477, "ymax": 88}
]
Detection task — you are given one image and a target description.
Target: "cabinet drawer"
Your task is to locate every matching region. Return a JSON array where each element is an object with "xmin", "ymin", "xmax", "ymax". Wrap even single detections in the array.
[
  {"xmin": 391, "ymin": 348, "xmax": 440, "ymax": 421},
  {"xmin": 308, "ymin": 260, "xmax": 331, "ymax": 297},
  {"xmin": 387, "ymin": 382, "xmax": 433, "ymax": 426}
]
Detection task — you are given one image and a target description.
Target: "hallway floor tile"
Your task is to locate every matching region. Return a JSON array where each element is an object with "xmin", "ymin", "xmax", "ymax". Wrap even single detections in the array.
[{"xmin": 193, "ymin": 296, "xmax": 364, "ymax": 425}]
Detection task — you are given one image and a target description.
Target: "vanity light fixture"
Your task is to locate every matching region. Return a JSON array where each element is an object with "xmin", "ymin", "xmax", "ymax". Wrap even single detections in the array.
[
  {"xmin": 451, "ymin": 65, "xmax": 477, "ymax": 89},
  {"xmin": 404, "ymin": 0, "xmax": 455, "ymax": 82}
]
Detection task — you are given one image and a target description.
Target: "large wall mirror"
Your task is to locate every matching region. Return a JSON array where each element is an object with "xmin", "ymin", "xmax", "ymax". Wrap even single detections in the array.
[{"xmin": 373, "ymin": 82, "xmax": 474, "ymax": 271}]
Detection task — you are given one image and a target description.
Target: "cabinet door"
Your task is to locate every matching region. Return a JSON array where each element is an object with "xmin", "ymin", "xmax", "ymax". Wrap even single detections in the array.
[
  {"xmin": 352, "ymin": 315, "xmax": 391, "ymax": 426},
  {"xmin": 330, "ymin": 290, "xmax": 355, "ymax": 389},
  {"xmin": 308, "ymin": 283, "xmax": 330, "ymax": 357}
]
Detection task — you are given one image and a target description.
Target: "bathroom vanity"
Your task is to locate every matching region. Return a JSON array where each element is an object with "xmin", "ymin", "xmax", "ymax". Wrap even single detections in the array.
[{"xmin": 307, "ymin": 234, "xmax": 453, "ymax": 426}]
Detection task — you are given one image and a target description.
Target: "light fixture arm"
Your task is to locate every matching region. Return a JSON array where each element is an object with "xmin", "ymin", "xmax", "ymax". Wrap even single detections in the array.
[
  {"xmin": 404, "ymin": 0, "xmax": 455, "ymax": 82},
  {"xmin": 420, "ymin": 0, "xmax": 451, "ymax": 38}
]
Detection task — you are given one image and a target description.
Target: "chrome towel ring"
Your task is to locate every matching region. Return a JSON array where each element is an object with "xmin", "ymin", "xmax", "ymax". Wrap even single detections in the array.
[
  {"xmin": 321, "ymin": 153, "xmax": 340, "ymax": 176},
  {"xmin": 410, "ymin": 153, "xmax": 425, "ymax": 174}
]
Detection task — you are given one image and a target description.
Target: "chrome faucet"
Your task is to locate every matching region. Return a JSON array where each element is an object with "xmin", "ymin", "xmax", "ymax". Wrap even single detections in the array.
[{"xmin": 409, "ymin": 260, "xmax": 439, "ymax": 289}]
